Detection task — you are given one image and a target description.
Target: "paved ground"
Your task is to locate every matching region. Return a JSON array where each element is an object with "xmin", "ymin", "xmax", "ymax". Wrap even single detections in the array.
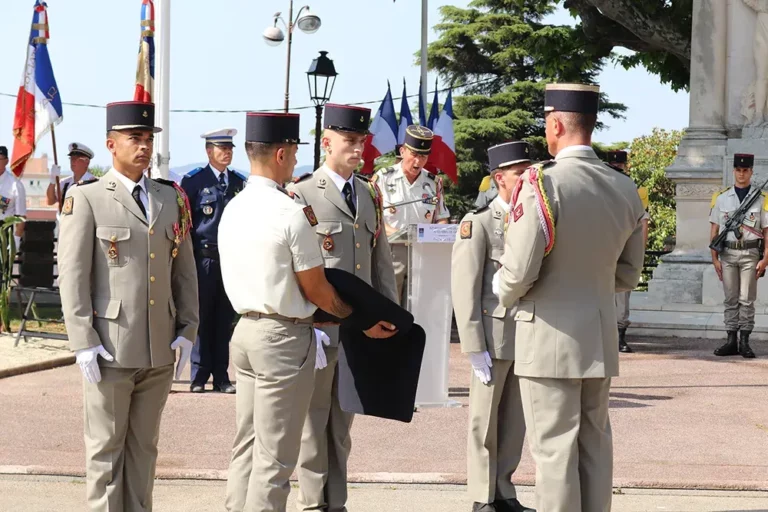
[
  {"xmin": 1, "ymin": 335, "xmax": 767, "ymax": 495},
  {"xmin": 2, "ymin": 476, "xmax": 768, "ymax": 512}
]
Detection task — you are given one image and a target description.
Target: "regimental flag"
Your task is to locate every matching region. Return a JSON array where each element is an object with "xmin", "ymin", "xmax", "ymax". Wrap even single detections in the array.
[
  {"xmin": 361, "ymin": 83, "xmax": 398, "ymax": 175},
  {"xmin": 397, "ymin": 79, "xmax": 413, "ymax": 147},
  {"xmin": 134, "ymin": 0, "xmax": 155, "ymax": 102},
  {"xmin": 11, "ymin": 1, "xmax": 63, "ymax": 177}
]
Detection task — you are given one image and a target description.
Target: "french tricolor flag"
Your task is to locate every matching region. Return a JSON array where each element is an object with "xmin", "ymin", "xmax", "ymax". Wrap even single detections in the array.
[
  {"xmin": 428, "ymin": 88, "xmax": 458, "ymax": 184},
  {"xmin": 361, "ymin": 83, "xmax": 398, "ymax": 175},
  {"xmin": 134, "ymin": 0, "xmax": 155, "ymax": 102},
  {"xmin": 11, "ymin": 0, "xmax": 63, "ymax": 177},
  {"xmin": 397, "ymin": 80, "xmax": 413, "ymax": 147}
]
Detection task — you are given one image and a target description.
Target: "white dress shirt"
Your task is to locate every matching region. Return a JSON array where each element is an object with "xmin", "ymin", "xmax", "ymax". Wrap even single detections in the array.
[
  {"xmin": 112, "ymin": 169, "xmax": 151, "ymax": 222},
  {"xmin": 219, "ymin": 175, "xmax": 324, "ymax": 319},
  {"xmin": 209, "ymin": 164, "xmax": 229, "ymax": 188},
  {"xmin": 324, "ymin": 164, "xmax": 357, "ymax": 208}
]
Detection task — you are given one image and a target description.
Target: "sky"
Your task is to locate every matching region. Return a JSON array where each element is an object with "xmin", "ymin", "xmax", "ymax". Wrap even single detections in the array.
[{"xmin": 0, "ymin": 0, "xmax": 690, "ymax": 175}]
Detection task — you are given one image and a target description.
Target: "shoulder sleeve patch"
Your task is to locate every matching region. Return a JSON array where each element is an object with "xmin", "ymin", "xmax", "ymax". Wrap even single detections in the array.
[
  {"xmin": 62, "ymin": 196, "xmax": 74, "ymax": 215},
  {"xmin": 303, "ymin": 205, "xmax": 318, "ymax": 226},
  {"xmin": 460, "ymin": 220, "xmax": 472, "ymax": 239},
  {"xmin": 478, "ymin": 175, "xmax": 491, "ymax": 192}
]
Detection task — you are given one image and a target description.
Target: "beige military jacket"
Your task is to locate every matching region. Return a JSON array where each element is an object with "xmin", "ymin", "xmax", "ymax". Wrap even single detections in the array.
[
  {"xmin": 451, "ymin": 197, "xmax": 516, "ymax": 360},
  {"xmin": 497, "ymin": 147, "xmax": 645, "ymax": 379},
  {"xmin": 58, "ymin": 169, "xmax": 199, "ymax": 369},
  {"xmin": 287, "ymin": 166, "xmax": 398, "ymax": 345}
]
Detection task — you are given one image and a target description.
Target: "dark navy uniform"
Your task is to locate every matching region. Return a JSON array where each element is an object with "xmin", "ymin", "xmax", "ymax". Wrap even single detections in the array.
[{"xmin": 180, "ymin": 129, "xmax": 246, "ymax": 392}]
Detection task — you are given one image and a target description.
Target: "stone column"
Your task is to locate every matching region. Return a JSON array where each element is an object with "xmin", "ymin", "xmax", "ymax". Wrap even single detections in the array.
[{"xmin": 648, "ymin": 0, "xmax": 728, "ymax": 304}]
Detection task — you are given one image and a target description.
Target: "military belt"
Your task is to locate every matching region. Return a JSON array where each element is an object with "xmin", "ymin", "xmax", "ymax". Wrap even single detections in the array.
[
  {"xmin": 724, "ymin": 239, "xmax": 761, "ymax": 250},
  {"xmin": 243, "ymin": 312, "xmax": 314, "ymax": 325}
]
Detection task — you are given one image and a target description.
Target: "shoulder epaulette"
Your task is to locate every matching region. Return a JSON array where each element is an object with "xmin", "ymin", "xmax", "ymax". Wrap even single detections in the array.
[
  {"xmin": 232, "ymin": 170, "xmax": 247, "ymax": 181},
  {"xmin": 637, "ymin": 186, "xmax": 649, "ymax": 210},
  {"xmin": 382, "ymin": 166, "xmax": 395, "ymax": 175},
  {"xmin": 185, "ymin": 166, "xmax": 205, "ymax": 178},
  {"xmin": 153, "ymin": 178, "xmax": 176, "ymax": 187},
  {"xmin": 471, "ymin": 204, "xmax": 490, "ymax": 214},
  {"xmin": 426, "ymin": 172, "xmax": 436, "ymax": 181},
  {"xmin": 478, "ymin": 175, "xmax": 491, "ymax": 193},
  {"xmin": 354, "ymin": 173, "xmax": 370, "ymax": 182},
  {"xmin": 605, "ymin": 163, "xmax": 624, "ymax": 173},
  {"xmin": 710, "ymin": 187, "xmax": 730, "ymax": 208},
  {"xmin": 77, "ymin": 178, "xmax": 98, "ymax": 186},
  {"xmin": 292, "ymin": 172, "xmax": 312, "ymax": 184}
]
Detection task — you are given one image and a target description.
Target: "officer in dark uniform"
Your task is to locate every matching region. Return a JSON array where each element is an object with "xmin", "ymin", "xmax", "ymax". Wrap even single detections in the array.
[{"xmin": 180, "ymin": 128, "xmax": 246, "ymax": 393}]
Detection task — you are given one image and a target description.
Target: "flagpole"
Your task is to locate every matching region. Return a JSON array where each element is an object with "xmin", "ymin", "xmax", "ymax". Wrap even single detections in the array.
[
  {"xmin": 50, "ymin": 127, "xmax": 62, "ymax": 213},
  {"xmin": 420, "ymin": 0, "xmax": 428, "ymax": 109},
  {"xmin": 154, "ymin": 0, "xmax": 171, "ymax": 179}
]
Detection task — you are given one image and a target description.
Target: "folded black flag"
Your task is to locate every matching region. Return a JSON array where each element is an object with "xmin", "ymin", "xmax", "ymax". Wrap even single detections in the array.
[{"xmin": 315, "ymin": 268, "xmax": 426, "ymax": 423}]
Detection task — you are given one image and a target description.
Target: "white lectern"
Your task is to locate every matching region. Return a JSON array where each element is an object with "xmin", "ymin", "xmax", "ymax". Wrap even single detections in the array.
[{"xmin": 407, "ymin": 223, "xmax": 461, "ymax": 408}]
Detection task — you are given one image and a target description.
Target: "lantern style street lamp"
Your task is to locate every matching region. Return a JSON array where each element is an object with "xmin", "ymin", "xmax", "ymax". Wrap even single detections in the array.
[{"xmin": 306, "ymin": 51, "xmax": 337, "ymax": 170}]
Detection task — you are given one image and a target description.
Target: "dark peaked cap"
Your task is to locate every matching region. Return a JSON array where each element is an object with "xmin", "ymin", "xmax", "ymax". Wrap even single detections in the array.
[{"xmin": 314, "ymin": 268, "xmax": 426, "ymax": 423}]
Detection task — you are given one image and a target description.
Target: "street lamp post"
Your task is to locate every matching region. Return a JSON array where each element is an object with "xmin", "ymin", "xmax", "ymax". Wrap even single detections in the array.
[
  {"xmin": 306, "ymin": 51, "xmax": 338, "ymax": 170},
  {"xmin": 263, "ymin": 2, "xmax": 321, "ymax": 112}
]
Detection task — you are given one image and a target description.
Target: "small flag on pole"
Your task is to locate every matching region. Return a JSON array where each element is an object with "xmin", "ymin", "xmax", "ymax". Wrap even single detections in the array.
[
  {"xmin": 11, "ymin": 1, "xmax": 63, "ymax": 177},
  {"xmin": 397, "ymin": 79, "xmax": 413, "ymax": 146},
  {"xmin": 134, "ymin": 0, "xmax": 155, "ymax": 102}
]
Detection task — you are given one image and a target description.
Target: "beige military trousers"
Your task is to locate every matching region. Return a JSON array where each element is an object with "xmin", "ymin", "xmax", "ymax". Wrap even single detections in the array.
[
  {"xmin": 390, "ymin": 243, "xmax": 408, "ymax": 307},
  {"xmin": 615, "ymin": 291, "xmax": 631, "ymax": 329},
  {"xmin": 297, "ymin": 346, "xmax": 354, "ymax": 512},
  {"xmin": 467, "ymin": 359, "xmax": 527, "ymax": 504},
  {"xmin": 720, "ymin": 248, "xmax": 760, "ymax": 331},
  {"xmin": 83, "ymin": 364, "xmax": 174, "ymax": 512},
  {"xmin": 225, "ymin": 316, "xmax": 316, "ymax": 512},
  {"xmin": 519, "ymin": 377, "xmax": 613, "ymax": 512}
]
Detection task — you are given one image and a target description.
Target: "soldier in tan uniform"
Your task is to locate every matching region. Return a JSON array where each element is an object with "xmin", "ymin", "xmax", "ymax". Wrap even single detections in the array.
[
  {"xmin": 374, "ymin": 125, "xmax": 450, "ymax": 306},
  {"xmin": 221, "ymin": 112, "xmax": 396, "ymax": 512},
  {"xmin": 58, "ymin": 101, "xmax": 199, "ymax": 512},
  {"xmin": 605, "ymin": 150, "xmax": 650, "ymax": 353},
  {"xmin": 496, "ymin": 84, "xmax": 646, "ymax": 512},
  {"xmin": 709, "ymin": 153, "xmax": 768, "ymax": 359},
  {"xmin": 452, "ymin": 141, "xmax": 535, "ymax": 512},
  {"xmin": 288, "ymin": 104, "xmax": 398, "ymax": 512}
]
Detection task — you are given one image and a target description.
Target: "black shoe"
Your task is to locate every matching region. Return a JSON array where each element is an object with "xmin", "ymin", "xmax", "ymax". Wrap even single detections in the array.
[
  {"xmin": 213, "ymin": 383, "xmax": 236, "ymax": 394},
  {"xmin": 739, "ymin": 330, "xmax": 756, "ymax": 359},
  {"xmin": 190, "ymin": 384, "xmax": 205, "ymax": 393},
  {"xmin": 495, "ymin": 498, "xmax": 536, "ymax": 512},
  {"xmin": 472, "ymin": 503, "xmax": 497, "ymax": 512},
  {"xmin": 618, "ymin": 328, "xmax": 633, "ymax": 353},
  {"xmin": 715, "ymin": 330, "xmax": 739, "ymax": 356}
]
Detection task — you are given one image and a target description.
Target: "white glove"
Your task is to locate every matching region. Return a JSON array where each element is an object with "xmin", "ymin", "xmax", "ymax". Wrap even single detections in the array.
[
  {"xmin": 75, "ymin": 345, "xmax": 114, "ymax": 384},
  {"xmin": 314, "ymin": 328, "xmax": 331, "ymax": 370},
  {"xmin": 469, "ymin": 351, "xmax": 493, "ymax": 385},
  {"xmin": 49, "ymin": 164, "xmax": 61, "ymax": 183},
  {"xmin": 170, "ymin": 336, "xmax": 194, "ymax": 380},
  {"xmin": 492, "ymin": 270, "xmax": 501, "ymax": 297}
]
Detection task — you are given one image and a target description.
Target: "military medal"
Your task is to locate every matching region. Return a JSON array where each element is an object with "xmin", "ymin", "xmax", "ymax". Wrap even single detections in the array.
[
  {"xmin": 323, "ymin": 235, "xmax": 334, "ymax": 251},
  {"xmin": 203, "ymin": 205, "xmax": 213, "ymax": 215},
  {"xmin": 425, "ymin": 211, "xmax": 432, "ymax": 220},
  {"xmin": 108, "ymin": 235, "xmax": 118, "ymax": 260},
  {"xmin": 172, "ymin": 248, "xmax": 178, "ymax": 258}
]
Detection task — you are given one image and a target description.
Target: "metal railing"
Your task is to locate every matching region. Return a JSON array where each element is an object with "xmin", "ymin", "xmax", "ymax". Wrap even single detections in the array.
[{"xmin": 637, "ymin": 249, "xmax": 671, "ymax": 292}]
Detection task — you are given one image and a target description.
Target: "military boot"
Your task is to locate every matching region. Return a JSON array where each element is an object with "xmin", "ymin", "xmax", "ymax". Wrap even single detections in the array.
[
  {"xmin": 739, "ymin": 330, "xmax": 756, "ymax": 359},
  {"xmin": 619, "ymin": 328, "xmax": 633, "ymax": 353},
  {"xmin": 494, "ymin": 498, "xmax": 536, "ymax": 512},
  {"xmin": 714, "ymin": 330, "xmax": 739, "ymax": 356},
  {"xmin": 472, "ymin": 503, "xmax": 497, "ymax": 512}
]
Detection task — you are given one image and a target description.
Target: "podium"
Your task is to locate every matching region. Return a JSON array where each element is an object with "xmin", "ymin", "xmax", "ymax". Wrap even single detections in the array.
[{"xmin": 406, "ymin": 223, "xmax": 461, "ymax": 408}]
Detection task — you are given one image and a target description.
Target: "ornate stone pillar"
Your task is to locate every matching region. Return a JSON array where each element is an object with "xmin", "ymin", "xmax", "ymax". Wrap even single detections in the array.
[{"xmin": 648, "ymin": 0, "xmax": 727, "ymax": 304}]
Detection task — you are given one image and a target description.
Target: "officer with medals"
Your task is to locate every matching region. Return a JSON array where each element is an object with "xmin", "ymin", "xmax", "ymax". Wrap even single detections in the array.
[
  {"xmin": 47, "ymin": 142, "xmax": 97, "ymax": 213},
  {"xmin": 605, "ymin": 150, "xmax": 650, "ymax": 353},
  {"xmin": 374, "ymin": 125, "xmax": 451, "ymax": 306},
  {"xmin": 496, "ymin": 83, "xmax": 646, "ymax": 511},
  {"xmin": 710, "ymin": 153, "xmax": 767, "ymax": 359},
  {"xmin": 452, "ymin": 141, "xmax": 535, "ymax": 512},
  {"xmin": 287, "ymin": 104, "xmax": 398, "ymax": 512},
  {"xmin": 180, "ymin": 129, "xmax": 246, "ymax": 393},
  {"xmin": 0, "ymin": 145, "xmax": 27, "ymax": 250},
  {"xmin": 58, "ymin": 101, "xmax": 199, "ymax": 511}
]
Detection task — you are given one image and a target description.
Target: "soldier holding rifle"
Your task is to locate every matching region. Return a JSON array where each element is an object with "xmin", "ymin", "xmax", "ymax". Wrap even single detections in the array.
[{"xmin": 709, "ymin": 153, "xmax": 768, "ymax": 358}]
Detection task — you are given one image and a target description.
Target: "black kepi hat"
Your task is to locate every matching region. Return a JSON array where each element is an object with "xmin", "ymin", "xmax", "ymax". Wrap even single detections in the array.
[
  {"xmin": 106, "ymin": 101, "xmax": 162, "ymax": 133},
  {"xmin": 245, "ymin": 112, "xmax": 308, "ymax": 144},
  {"xmin": 403, "ymin": 125, "xmax": 433, "ymax": 155},
  {"xmin": 488, "ymin": 141, "xmax": 531, "ymax": 172},
  {"xmin": 544, "ymin": 83, "xmax": 600, "ymax": 114},
  {"xmin": 734, "ymin": 153, "xmax": 754, "ymax": 168},
  {"xmin": 605, "ymin": 150, "xmax": 628, "ymax": 164},
  {"xmin": 323, "ymin": 103, "xmax": 371, "ymax": 134},
  {"xmin": 0, "ymin": 146, "xmax": 7, "ymax": 158}
]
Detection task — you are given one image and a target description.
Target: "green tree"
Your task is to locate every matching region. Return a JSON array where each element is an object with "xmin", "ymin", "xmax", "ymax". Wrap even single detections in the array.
[
  {"xmin": 89, "ymin": 165, "xmax": 108, "ymax": 178},
  {"xmin": 627, "ymin": 127, "xmax": 681, "ymax": 251}
]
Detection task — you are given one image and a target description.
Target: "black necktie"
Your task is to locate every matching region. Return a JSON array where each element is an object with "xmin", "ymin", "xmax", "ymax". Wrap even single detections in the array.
[
  {"xmin": 218, "ymin": 172, "xmax": 227, "ymax": 192},
  {"xmin": 132, "ymin": 185, "xmax": 147, "ymax": 218},
  {"xmin": 342, "ymin": 182, "xmax": 356, "ymax": 216}
]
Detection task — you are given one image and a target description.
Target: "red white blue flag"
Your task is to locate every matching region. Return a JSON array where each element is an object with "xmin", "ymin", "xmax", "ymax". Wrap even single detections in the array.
[
  {"xmin": 397, "ymin": 80, "xmax": 414, "ymax": 146},
  {"xmin": 361, "ymin": 83, "xmax": 398, "ymax": 174},
  {"xmin": 11, "ymin": 1, "xmax": 63, "ymax": 177},
  {"xmin": 134, "ymin": 0, "xmax": 155, "ymax": 102}
]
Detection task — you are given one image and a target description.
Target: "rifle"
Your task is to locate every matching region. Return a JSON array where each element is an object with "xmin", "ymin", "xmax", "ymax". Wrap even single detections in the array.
[{"xmin": 709, "ymin": 176, "xmax": 768, "ymax": 254}]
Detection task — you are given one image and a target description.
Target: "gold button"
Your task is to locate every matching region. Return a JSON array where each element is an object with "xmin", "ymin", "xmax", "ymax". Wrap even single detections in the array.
[
  {"xmin": 149, "ymin": 229, "xmax": 154, "ymax": 235},
  {"xmin": 356, "ymin": 264, "xmax": 361, "ymax": 270},
  {"xmin": 150, "ymin": 253, "xmax": 155, "ymax": 259},
  {"xmin": 356, "ymin": 242, "xmax": 361, "ymax": 249},
  {"xmin": 325, "ymin": 229, "xmax": 330, "ymax": 235},
  {"xmin": 93, "ymin": 310, "xmax": 98, "ymax": 315},
  {"xmin": 483, "ymin": 309, "xmax": 488, "ymax": 314},
  {"xmin": 354, "ymin": 224, "xmax": 359, "ymax": 229},
  {"xmin": 110, "ymin": 235, "xmax": 117, "ymax": 242},
  {"xmin": 150, "ymin": 276, "xmax": 155, "ymax": 282},
  {"xmin": 149, "ymin": 299, "xmax": 155, "ymax": 306}
]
